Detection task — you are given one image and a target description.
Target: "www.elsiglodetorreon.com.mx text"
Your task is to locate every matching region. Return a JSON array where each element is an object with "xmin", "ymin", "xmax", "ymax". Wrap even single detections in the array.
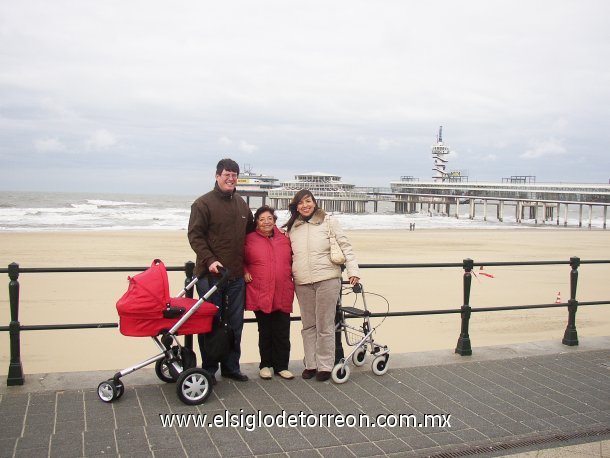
[{"xmin": 159, "ymin": 409, "xmax": 452, "ymax": 432}]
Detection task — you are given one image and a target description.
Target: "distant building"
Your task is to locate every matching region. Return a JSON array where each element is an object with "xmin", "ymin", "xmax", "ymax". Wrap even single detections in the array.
[{"xmin": 268, "ymin": 172, "xmax": 368, "ymax": 213}]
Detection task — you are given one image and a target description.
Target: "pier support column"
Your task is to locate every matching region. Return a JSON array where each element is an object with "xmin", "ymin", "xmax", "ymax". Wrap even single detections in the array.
[
  {"xmin": 499, "ymin": 201, "xmax": 504, "ymax": 222},
  {"xmin": 604, "ymin": 206, "xmax": 607, "ymax": 230},
  {"xmin": 578, "ymin": 205, "xmax": 583, "ymax": 228},
  {"xmin": 455, "ymin": 200, "xmax": 460, "ymax": 218},
  {"xmin": 483, "ymin": 200, "xmax": 487, "ymax": 221},
  {"xmin": 564, "ymin": 204, "xmax": 569, "ymax": 227},
  {"xmin": 588, "ymin": 205, "xmax": 593, "ymax": 229}
]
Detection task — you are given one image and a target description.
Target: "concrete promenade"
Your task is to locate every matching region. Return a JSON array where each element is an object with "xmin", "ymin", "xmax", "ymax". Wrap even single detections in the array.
[{"xmin": 1, "ymin": 337, "xmax": 609, "ymax": 457}]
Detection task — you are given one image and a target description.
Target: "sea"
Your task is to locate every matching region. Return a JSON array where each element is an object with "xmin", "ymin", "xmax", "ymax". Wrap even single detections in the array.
[{"xmin": 0, "ymin": 190, "xmax": 607, "ymax": 232}]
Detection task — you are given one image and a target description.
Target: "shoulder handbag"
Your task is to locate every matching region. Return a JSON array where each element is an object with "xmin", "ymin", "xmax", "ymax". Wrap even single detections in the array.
[
  {"xmin": 203, "ymin": 295, "xmax": 234, "ymax": 362},
  {"xmin": 327, "ymin": 216, "xmax": 346, "ymax": 265}
]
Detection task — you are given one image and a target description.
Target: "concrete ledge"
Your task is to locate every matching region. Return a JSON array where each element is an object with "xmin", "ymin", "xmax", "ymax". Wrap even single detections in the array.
[{"xmin": 2, "ymin": 335, "xmax": 609, "ymax": 394}]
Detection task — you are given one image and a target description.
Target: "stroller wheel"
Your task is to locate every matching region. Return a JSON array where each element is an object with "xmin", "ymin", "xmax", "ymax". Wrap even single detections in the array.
[
  {"xmin": 98, "ymin": 380, "xmax": 120, "ymax": 403},
  {"xmin": 331, "ymin": 363, "xmax": 350, "ymax": 384},
  {"xmin": 114, "ymin": 381, "xmax": 125, "ymax": 400},
  {"xmin": 352, "ymin": 347, "xmax": 367, "ymax": 367},
  {"xmin": 155, "ymin": 358, "xmax": 178, "ymax": 383},
  {"xmin": 176, "ymin": 368, "xmax": 213, "ymax": 405},
  {"xmin": 372, "ymin": 354, "xmax": 390, "ymax": 376}
]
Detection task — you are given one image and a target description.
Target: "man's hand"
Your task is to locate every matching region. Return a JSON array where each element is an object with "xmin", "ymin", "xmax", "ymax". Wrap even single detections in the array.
[{"xmin": 209, "ymin": 261, "xmax": 223, "ymax": 274}]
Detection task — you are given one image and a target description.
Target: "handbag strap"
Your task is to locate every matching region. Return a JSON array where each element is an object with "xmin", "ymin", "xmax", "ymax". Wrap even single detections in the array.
[{"xmin": 326, "ymin": 215, "xmax": 335, "ymax": 238}]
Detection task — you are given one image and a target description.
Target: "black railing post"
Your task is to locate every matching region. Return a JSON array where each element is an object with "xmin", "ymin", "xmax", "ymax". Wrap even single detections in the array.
[
  {"xmin": 184, "ymin": 261, "xmax": 195, "ymax": 350},
  {"xmin": 7, "ymin": 262, "xmax": 24, "ymax": 385},
  {"xmin": 562, "ymin": 256, "xmax": 580, "ymax": 346},
  {"xmin": 455, "ymin": 258, "xmax": 474, "ymax": 356}
]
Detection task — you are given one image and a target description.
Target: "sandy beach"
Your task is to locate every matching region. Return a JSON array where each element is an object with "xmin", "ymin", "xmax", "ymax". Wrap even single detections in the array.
[{"xmin": 1, "ymin": 229, "xmax": 609, "ymax": 374}]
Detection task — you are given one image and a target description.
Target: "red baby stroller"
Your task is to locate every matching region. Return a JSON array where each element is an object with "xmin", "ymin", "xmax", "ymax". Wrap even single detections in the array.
[{"xmin": 97, "ymin": 259, "xmax": 226, "ymax": 405}]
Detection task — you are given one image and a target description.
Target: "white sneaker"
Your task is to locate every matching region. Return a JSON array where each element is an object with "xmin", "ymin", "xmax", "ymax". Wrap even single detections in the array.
[
  {"xmin": 259, "ymin": 367, "xmax": 273, "ymax": 380},
  {"xmin": 277, "ymin": 370, "xmax": 294, "ymax": 380}
]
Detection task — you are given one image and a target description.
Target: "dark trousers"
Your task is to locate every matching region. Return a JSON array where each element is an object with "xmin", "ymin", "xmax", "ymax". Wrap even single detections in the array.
[
  {"xmin": 196, "ymin": 276, "xmax": 245, "ymax": 376},
  {"xmin": 254, "ymin": 310, "xmax": 291, "ymax": 372}
]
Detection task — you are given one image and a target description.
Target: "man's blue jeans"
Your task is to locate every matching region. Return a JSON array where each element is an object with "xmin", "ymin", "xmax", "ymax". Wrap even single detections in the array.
[{"xmin": 196, "ymin": 276, "xmax": 245, "ymax": 376}]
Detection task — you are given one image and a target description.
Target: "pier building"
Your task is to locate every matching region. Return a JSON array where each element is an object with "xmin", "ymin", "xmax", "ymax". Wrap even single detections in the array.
[{"xmin": 267, "ymin": 172, "xmax": 368, "ymax": 213}]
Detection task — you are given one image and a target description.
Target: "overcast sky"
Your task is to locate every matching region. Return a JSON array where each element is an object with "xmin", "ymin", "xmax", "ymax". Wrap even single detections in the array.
[{"xmin": 1, "ymin": 0, "xmax": 609, "ymax": 194}]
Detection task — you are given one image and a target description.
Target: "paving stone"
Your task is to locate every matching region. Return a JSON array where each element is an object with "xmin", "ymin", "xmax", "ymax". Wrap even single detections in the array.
[{"xmin": 2, "ymin": 348, "xmax": 609, "ymax": 457}]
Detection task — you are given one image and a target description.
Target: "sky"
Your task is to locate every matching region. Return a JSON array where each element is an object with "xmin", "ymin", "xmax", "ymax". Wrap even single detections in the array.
[{"xmin": 1, "ymin": 0, "xmax": 609, "ymax": 194}]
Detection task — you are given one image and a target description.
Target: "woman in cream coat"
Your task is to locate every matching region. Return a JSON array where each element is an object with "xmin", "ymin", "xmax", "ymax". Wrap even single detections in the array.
[{"xmin": 284, "ymin": 189, "xmax": 360, "ymax": 382}]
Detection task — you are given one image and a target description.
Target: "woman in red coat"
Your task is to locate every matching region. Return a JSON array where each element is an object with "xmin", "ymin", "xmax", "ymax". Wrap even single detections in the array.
[{"xmin": 244, "ymin": 205, "xmax": 295, "ymax": 380}]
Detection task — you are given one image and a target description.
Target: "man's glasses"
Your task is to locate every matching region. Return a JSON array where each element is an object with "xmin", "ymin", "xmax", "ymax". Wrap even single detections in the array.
[{"xmin": 220, "ymin": 172, "xmax": 238, "ymax": 179}]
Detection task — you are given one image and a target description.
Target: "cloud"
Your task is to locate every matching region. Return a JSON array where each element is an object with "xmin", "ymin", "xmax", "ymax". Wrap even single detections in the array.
[
  {"xmin": 216, "ymin": 137, "xmax": 258, "ymax": 153},
  {"xmin": 34, "ymin": 138, "xmax": 66, "ymax": 153},
  {"xmin": 84, "ymin": 129, "xmax": 117, "ymax": 151},
  {"xmin": 377, "ymin": 138, "xmax": 399, "ymax": 151},
  {"xmin": 521, "ymin": 138, "xmax": 567, "ymax": 159},
  {"xmin": 218, "ymin": 136, "xmax": 233, "ymax": 147},
  {"xmin": 238, "ymin": 140, "xmax": 258, "ymax": 154}
]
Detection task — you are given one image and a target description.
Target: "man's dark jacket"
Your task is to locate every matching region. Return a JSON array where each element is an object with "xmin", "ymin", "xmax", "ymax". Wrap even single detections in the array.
[{"xmin": 188, "ymin": 184, "xmax": 254, "ymax": 279}]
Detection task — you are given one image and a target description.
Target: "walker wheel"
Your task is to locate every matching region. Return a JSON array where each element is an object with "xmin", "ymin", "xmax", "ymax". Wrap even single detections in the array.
[
  {"xmin": 352, "ymin": 347, "xmax": 367, "ymax": 367},
  {"xmin": 176, "ymin": 368, "xmax": 213, "ymax": 405},
  {"xmin": 97, "ymin": 380, "xmax": 119, "ymax": 403},
  {"xmin": 372, "ymin": 354, "xmax": 389, "ymax": 376},
  {"xmin": 155, "ymin": 358, "xmax": 178, "ymax": 383},
  {"xmin": 331, "ymin": 363, "xmax": 350, "ymax": 384}
]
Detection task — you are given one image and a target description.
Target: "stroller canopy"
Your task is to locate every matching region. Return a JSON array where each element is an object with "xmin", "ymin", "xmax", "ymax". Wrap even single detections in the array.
[{"xmin": 116, "ymin": 259, "xmax": 171, "ymax": 318}]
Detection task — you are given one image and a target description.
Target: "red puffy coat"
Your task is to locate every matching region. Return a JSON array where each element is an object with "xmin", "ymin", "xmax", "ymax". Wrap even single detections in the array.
[{"xmin": 244, "ymin": 226, "xmax": 294, "ymax": 313}]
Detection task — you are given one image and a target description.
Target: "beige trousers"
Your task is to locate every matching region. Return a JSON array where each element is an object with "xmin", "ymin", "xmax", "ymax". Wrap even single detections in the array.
[{"xmin": 295, "ymin": 278, "xmax": 341, "ymax": 372}]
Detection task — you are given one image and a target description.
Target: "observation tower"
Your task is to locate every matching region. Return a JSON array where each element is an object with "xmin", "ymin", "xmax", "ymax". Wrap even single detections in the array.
[{"xmin": 432, "ymin": 126, "xmax": 450, "ymax": 182}]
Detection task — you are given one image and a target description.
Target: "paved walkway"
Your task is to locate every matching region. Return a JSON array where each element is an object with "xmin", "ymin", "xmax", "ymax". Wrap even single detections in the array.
[{"xmin": 1, "ymin": 337, "xmax": 609, "ymax": 457}]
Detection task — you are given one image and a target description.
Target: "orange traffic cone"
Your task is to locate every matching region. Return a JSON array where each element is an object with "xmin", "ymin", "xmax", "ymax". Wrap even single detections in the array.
[{"xmin": 555, "ymin": 292, "xmax": 561, "ymax": 304}]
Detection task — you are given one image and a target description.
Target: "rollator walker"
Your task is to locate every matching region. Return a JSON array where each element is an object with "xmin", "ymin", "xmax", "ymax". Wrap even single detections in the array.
[{"xmin": 332, "ymin": 280, "xmax": 390, "ymax": 383}]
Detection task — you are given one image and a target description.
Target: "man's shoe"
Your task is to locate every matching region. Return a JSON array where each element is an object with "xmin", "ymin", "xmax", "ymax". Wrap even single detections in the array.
[
  {"xmin": 222, "ymin": 372, "xmax": 249, "ymax": 382},
  {"xmin": 302, "ymin": 369, "xmax": 317, "ymax": 380},
  {"xmin": 259, "ymin": 367, "xmax": 273, "ymax": 380},
  {"xmin": 316, "ymin": 371, "xmax": 331, "ymax": 382},
  {"xmin": 277, "ymin": 370, "xmax": 294, "ymax": 380}
]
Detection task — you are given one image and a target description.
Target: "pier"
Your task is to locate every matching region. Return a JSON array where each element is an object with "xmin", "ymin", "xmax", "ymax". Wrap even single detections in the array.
[{"xmin": 242, "ymin": 181, "xmax": 610, "ymax": 229}]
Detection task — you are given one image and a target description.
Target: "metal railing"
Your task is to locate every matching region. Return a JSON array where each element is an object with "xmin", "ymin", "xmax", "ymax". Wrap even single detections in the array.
[{"xmin": 2, "ymin": 258, "xmax": 609, "ymax": 386}]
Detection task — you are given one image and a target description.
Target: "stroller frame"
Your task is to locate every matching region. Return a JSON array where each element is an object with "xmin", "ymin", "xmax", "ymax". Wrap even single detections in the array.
[
  {"xmin": 332, "ymin": 281, "xmax": 389, "ymax": 383},
  {"xmin": 98, "ymin": 270, "xmax": 227, "ymax": 406}
]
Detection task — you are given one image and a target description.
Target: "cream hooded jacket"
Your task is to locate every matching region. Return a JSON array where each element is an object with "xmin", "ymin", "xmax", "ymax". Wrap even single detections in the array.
[{"xmin": 288, "ymin": 209, "xmax": 360, "ymax": 285}]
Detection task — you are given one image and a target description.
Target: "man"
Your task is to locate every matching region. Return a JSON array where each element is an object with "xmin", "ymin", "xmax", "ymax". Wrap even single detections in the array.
[{"xmin": 188, "ymin": 158, "xmax": 255, "ymax": 383}]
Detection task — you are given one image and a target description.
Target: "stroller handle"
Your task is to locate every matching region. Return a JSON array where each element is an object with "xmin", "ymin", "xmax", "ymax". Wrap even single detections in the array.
[{"xmin": 215, "ymin": 267, "xmax": 230, "ymax": 288}]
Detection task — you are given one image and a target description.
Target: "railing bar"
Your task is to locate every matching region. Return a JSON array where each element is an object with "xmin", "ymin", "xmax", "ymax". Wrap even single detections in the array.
[
  {"xmin": 4, "ymin": 260, "xmax": 608, "ymax": 274},
  {"xmin": 4, "ymin": 300, "xmax": 606, "ymax": 333}
]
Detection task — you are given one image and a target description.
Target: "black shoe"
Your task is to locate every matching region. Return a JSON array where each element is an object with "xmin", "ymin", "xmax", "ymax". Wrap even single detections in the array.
[
  {"xmin": 302, "ymin": 369, "xmax": 317, "ymax": 380},
  {"xmin": 222, "ymin": 372, "xmax": 249, "ymax": 382},
  {"xmin": 316, "ymin": 371, "xmax": 331, "ymax": 382}
]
